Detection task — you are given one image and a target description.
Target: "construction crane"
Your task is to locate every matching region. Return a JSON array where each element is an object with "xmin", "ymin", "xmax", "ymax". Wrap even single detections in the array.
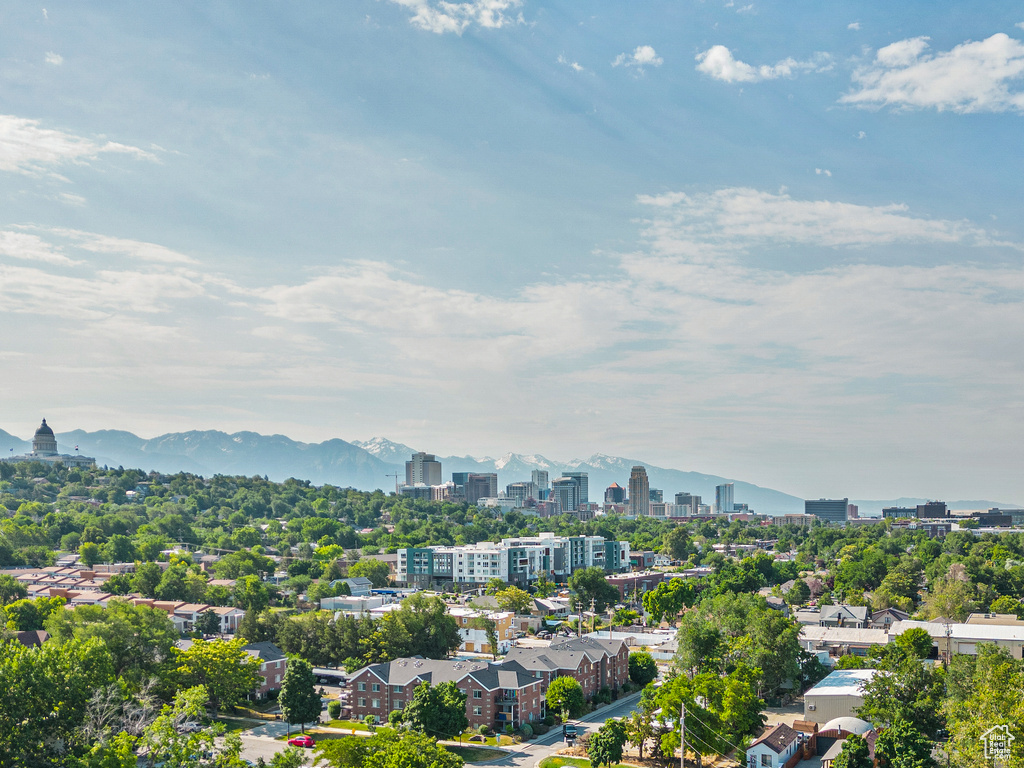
[{"xmin": 385, "ymin": 473, "xmax": 401, "ymax": 494}]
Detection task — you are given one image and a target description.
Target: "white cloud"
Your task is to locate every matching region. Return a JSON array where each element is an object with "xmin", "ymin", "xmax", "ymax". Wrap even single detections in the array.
[
  {"xmin": 857, "ymin": 130, "xmax": 867, "ymax": 139},
  {"xmin": 815, "ymin": 168, "xmax": 832, "ymax": 177},
  {"xmin": 735, "ymin": 4, "xmax": 754, "ymax": 13},
  {"xmin": 557, "ymin": 54, "xmax": 584, "ymax": 73},
  {"xmin": 387, "ymin": 0, "xmax": 524, "ymax": 35},
  {"xmin": 0, "ymin": 114, "xmax": 154, "ymax": 177},
  {"xmin": 0, "ymin": 230, "xmax": 78, "ymax": 265},
  {"xmin": 1017, "ymin": 22, "xmax": 1024, "ymax": 31},
  {"xmin": 634, "ymin": 187, "xmax": 1016, "ymax": 253},
  {"xmin": 848, "ymin": 22, "xmax": 861, "ymax": 31},
  {"xmin": 696, "ymin": 45, "xmax": 832, "ymax": 83},
  {"xmin": 842, "ymin": 33, "xmax": 1024, "ymax": 112},
  {"xmin": 44, "ymin": 51, "xmax": 63, "ymax": 65},
  {"xmin": 49, "ymin": 229, "xmax": 198, "ymax": 264},
  {"xmin": 613, "ymin": 45, "xmax": 663, "ymax": 71}
]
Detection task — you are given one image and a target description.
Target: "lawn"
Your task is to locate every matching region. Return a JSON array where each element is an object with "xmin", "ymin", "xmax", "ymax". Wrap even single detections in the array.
[
  {"xmin": 538, "ymin": 757, "xmax": 634, "ymax": 768},
  {"xmin": 459, "ymin": 732, "xmax": 515, "ymax": 747},
  {"xmin": 323, "ymin": 719, "xmax": 373, "ymax": 731},
  {"xmin": 211, "ymin": 717, "xmax": 249, "ymax": 736},
  {"xmin": 446, "ymin": 745, "xmax": 507, "ymax": 763}
]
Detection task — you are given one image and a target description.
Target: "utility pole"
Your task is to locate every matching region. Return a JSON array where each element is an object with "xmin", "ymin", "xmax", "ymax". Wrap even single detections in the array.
[
  {"xmin": 591, "ymin": 597, "xmax": 597, "ymax": 635},
  {"xmin": 680, "ymin": 701, "xmax": 686, "ymax": 768}
]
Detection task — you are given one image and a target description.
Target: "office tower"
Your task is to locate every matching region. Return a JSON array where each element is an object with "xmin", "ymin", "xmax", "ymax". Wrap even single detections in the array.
[
  {"xmin": 917, "ymin": 501, "xmax": 949, "ymax": 518},
  {"xmin": 649, "ymin": 489, "xmax": 663, "ymax": 503},
  {"xmin": 562, "ymin": 471, "xmax": 589, "ymax": 505},
  {"xmin": 531, "ymin": 470, "xmax": 550, "ymax": 493},
  {"xmin": 675, "ymin": 492, "xmax": 701, "ymax": 515},
  {"xmin": 464, "ymin": 473, "xmax": 498, "ymax": 504},
  {"xmin": 628, "ymin": 466, "xmax": 650, "ymax": 516},
  {"xmin": 715, "ymin": 483, "xmax": 735, "ymax": 514},
  {"xmin": 604, "ymin": 483, "xmax": 626, "ymax": 504},
  {"xmin": 505, "ymin": 481, "xmax": 537, "ymax": 506},
  {"xmin": 405, "ymin": 452, "xmax": 442, "ymax": 486},
  {"xmin": 805, "ymin": 498, "xmax": 849, "ymax": 524},
  {"xmin": 551, "ymin": 477, "xmax": 582, "ymax": 512},
  {"xmin": 847, "ymin": 504, "xmax": 859, "ymax": 519}
]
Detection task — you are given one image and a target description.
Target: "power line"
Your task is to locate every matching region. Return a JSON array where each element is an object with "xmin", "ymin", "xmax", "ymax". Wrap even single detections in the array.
[{"xmin": 681, "ymin": 706, "xmax": 747, "ymax": 756}]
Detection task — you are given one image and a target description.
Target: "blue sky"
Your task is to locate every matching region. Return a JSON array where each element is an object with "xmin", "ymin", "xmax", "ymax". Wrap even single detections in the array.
[{"xmin": 2, "ymin": 1, "xmax": 1024, "ymax": 502}]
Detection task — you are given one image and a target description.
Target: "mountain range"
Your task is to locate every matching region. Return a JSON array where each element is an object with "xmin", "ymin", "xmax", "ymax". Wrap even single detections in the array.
[{"xmin": 1, "ymin": 427, "xmax": 1016, "ymax": 515}]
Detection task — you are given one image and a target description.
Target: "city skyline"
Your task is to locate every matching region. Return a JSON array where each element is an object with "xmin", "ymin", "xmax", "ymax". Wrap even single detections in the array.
[{"xmin": 2, "ymin": 3, "xmax": 1024, "ymax": 502}]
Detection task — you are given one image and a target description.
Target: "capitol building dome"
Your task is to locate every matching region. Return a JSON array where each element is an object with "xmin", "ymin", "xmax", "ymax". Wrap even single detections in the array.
[
  {"xmin": 1, "ymin": 419, "xmax": 96, "ymax": 469},
  {"xmin": 32, "ymin": 419, "xmax": 58, "ymax": 456}
]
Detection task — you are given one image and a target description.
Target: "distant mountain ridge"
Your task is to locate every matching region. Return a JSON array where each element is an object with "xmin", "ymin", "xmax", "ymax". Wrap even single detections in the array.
[{"xmin": 1, "ymin": 425, "xmax": 1016, "ymax": 514}]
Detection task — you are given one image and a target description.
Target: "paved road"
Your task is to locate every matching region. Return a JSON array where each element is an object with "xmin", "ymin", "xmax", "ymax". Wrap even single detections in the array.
[
  {"xmin": 235, "ymin": 692, "xmax": 644, "ymax": 768},
  {"xmin": 482, "ymin": 692, "xmax": 644, "ymax": 768}
]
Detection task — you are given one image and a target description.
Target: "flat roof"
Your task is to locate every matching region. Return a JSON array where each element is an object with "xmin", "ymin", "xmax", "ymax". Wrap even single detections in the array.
[{"xmin": 805, "ymin": 669, "xmax": 877, "ymax": 698}]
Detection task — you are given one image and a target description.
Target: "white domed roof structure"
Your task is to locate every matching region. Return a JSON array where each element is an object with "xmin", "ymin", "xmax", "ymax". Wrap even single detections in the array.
[{"xmin": 820, "ymin": 716, "xmax": 873, "ymax": 735}]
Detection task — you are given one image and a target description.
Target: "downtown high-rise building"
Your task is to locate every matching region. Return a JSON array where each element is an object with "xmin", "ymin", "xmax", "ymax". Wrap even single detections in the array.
[
  {"xmin": 604, "ymin": 483, "xmax": 626, "ymax": 504},
  {"xmin": 551, "ymin": 476, "xmax": 582, "ymax": 512},
  {"xmin": 805, "ymin": 498, "xmax": 849, "ymax": 524},
  {"xmin": 675, "ymin": 492, "xmax": 701, "ymax": 515},
  {"xmin": 406, "ymin": 452, "xmax": 442, "ymax": 486},
  {"xmin": 715, "ymin": 483, "xmax": 734, "ymax": 513},
  {"xmin": 562, "ymin": 471, "xmax": 589, "ymax": 505},
  {"xmin": 628, "ymin": 466, "xmax": 650, "ymax": 516},
  {"xmin": 505, "ymin": 481, "xmax": 538, "ymax": 506},
  {"xmin": 531, "ymin": 470, "xmax": 549, "ymax": 494}
]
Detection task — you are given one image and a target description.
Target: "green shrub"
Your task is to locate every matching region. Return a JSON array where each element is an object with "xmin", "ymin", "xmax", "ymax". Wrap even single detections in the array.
[
  {"xmin": 520, "ymin": 723, "xmax": 534, "ymax": 739},
  {"xmin": 478, "ymin": 724, "xmax": 491, "ymax": 735},
  {"xmin": 327, "ymin": 700, "xmax": 342, "ymax": 719},
  {"xmin": 544, "ymin": 714, "xmax": 556, "ymax": 727}
]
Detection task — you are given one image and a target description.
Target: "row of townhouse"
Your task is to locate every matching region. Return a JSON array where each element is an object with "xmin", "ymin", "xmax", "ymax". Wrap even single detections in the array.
[
  {"xmin": 345, "ymin": 636, "xmax": 630, "ymax": 730},
  {"xmin": 347, "ymin": 658, "xmax": 544, "ymax": 730},
  {"xmin": 397, "ymin": 535, "xmax": 630, "ymax": 588}
]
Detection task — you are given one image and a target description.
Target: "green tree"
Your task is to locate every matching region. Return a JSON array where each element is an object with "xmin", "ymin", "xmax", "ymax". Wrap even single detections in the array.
[
  {"xmin": 232, "ymin": 574, "xmax": 270, "ymax": 612},
  {"xmin": 315, "ymin": 735, "xmax": 369, "ymax": 768},
  {"xmin": 494, "ymin": 586, "xmax": 534, "ymax": 615},
  {"xmin": 874, "ymin": 718, "xmax": 937, "ymax": 768},
  {"xmin": 80, "ymin": 540, "xmax": 103, "ymax": 567},
  {"xmin": 624, "ymin": 694, "xmax": 658, "ymax": 759},
  {"xmin": 629, "ymin": 651, "xmax": 658, "ymax": 686},
  {"xmin": 832, "ymin": 734, "xmax": 873, "ymax": 768},
  {"xmin": 268, "ymin": 748, "xmax": 308, "ymax": 768},
  {"xmin": 280, "ymin": 658, "xmax": 322, "ymax": 733},
  {"xmin": 45, "ymin": 599, "xmax": 178, "ymax": 682},
  {"xmin": 171, "ymin": 638, "xmax": 262, "ymax": 712},
  {"xmin": 891, "ymin": 628, "xmax": 934, "ymax": 661},
  {"xmin": 361, "ymin": 730, "xmax": 464, "ymax": 768},
  {"xmin": 534, "ymin": 574, "xmax": 555, "ymax": 598},
  {"xmin": 546, "ymin": 676, "xmax": 586, "ymax": 719},
  {"xmin": 131, "ymin": 562, "xmax": 163, "ymax": 599},
  {"xmin": 568, "ymin": 567, "xmax": 619, "ymax": 614},
  {"xmin": 785, "ymin": 579, "xmax": 810, "ymax": 605},
  {"xmin": 857, "ymin": 660, "xmax": 945, "ymax": 738},
  {"xmin": 348, "ymin": 558, "xmax": 391, "ymax": 588},
  {"xmin": 136, "ymin": 685, "xmax": 245, "ymax": 768},
  {"xmin": 0, "ymin": 636, "xmax": 115, "ymax": 766},
  {"xmin": 485, "ymin": 578, "xmax": 506, "ymax": 595},
  {"xmin": 0, "ymin": 573, "xmax": 28, "ymax": 604},
  {"xmin": 3, "ymin": 595, "xmax": 66, "ymax": 631},
  {"xmin": 588, "ymin": 719, "xmax": 628, "ymax": 768},
  {"xmin": 642, "ymin": 578, "xmax": 698, "ymax": 625},
  {"xmin": 395, "ymin": 593, "xmax": 462, "ymax": 659},
  {"xmin": 195, "ymin": 609, "xmax": 221, "ymax": 637},
  {"xmin": 401, "ymin": 681, "xmax": 469, "ymax": 740}
]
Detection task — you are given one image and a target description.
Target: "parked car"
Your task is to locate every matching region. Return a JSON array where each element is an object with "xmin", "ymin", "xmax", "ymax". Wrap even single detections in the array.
[
  {"xmin": 179, "ymin": 721, "xmax": 203, "ymax": 733},
  {"xmin": 288, "ymin": 735, "xmax": 316, "ymax": 748}
]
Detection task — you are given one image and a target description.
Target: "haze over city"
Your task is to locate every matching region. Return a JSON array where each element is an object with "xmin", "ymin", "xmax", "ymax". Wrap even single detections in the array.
[{"xmin": 2, "ymin": 2, "xmax": 1024, "ymax": 502}]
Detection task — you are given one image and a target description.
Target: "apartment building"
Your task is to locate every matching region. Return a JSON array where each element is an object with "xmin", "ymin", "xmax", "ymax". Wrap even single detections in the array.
[
  {"xmin": 397, "ymin": 535, "xmax": 629, "ymax": 587},
  {"xmin": 346, "ymin": 657, "xmax": 543, "ymax": 729}
]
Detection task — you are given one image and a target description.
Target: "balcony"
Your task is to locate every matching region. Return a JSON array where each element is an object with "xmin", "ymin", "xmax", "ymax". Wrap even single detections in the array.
[{"xmin": 495, "ymin": 691, "xmax": 519, "ymax": 702}]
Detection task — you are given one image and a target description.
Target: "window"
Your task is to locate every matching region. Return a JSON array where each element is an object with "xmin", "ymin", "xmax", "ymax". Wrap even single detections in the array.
[
  {"xmin": 275, "ymin": 675, "xmax": 281, "ymax": 684},
  {"xmin": 371, "ymin": 684, "xmax": 380, "ymax": 692},
  {"xmin": 372, "ymin": 699, "xmax": 380, "ymax": 708},
  {"xmin": 473, "ymin": 706, "xmax": 483, "ymax": 716},
  {"xmin": 473, "ymin": 690, "xmax": 482, "ymax": 699},
  {"xmin": 393, "ymin": 685, "xmax": 403, "ymax": 693},
  {"xmin": 359, "ymin": 698, "xmax": 366, "ymax": 707},
  {"xmin": 358, "ymin": 683, "xmax": 366, "ymax": 691},
  {"xmin": 394, "ymin": 700, "xmax": 404, "ymax": 708},
  {"xmin": 760, "ymin": 756, "xmax": 772, "ymax": 767}
]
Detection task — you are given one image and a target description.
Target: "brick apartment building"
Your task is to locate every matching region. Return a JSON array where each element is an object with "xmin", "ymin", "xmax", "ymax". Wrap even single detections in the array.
[
  {"xmin": 502, "ymin": 636, "xmax": 629, "ymax": 699},
  {"xmin": 346, "ymin": 657, "xmax": 543, "ymax": 729}
]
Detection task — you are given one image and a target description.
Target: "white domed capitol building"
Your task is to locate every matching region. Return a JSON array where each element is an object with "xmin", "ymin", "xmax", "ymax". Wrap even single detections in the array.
[{"xmin": 2, "ymin": 419, "xmax": 96, "ymax": 469}]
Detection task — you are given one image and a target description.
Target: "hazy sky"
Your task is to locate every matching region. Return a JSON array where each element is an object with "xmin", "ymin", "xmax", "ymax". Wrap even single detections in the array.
[{"xmin": 2, "ymin": 1, "xmax": 1023, "ymax": 502}]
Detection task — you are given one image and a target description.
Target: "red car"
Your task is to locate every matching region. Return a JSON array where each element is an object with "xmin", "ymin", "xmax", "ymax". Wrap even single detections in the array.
[{"xmin": 287, "ymin": 735, "xmax": 316, "ymax": 748}]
